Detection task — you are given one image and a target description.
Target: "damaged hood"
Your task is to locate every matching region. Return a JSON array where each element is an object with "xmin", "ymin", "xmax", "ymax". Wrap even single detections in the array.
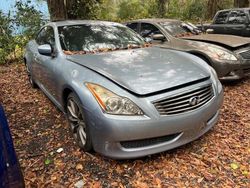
[
  {"xmin": 182, "ymin": 34, "xmax": 250, "ymax": 48},
  {"xmin": 67, "ymin": 47, "xmax": 210, "ymax": 95}
]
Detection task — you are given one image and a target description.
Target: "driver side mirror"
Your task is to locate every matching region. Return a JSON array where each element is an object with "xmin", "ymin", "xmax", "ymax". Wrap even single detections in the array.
[
  {"xmin": 144, "ymin": 37, "xmax": 152, "ymax": 43},
  {"xmin": 152, "ymin": 34, "xmax": 166, "ymax": 41},
  {"xmin": 38, "ymin": 44, "xmax": 52, "ymax": 56}
]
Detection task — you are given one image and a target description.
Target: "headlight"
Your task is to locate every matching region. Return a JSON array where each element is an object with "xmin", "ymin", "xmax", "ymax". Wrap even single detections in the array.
[
  {"xmin": 210, "ymin": 67, "xmax": 222, "ymax": 94},
  {"xmin": 86, "ymin": 83, "xmax": 144, "ymax": 115},
  {"xmin": 207, "ymin": 46, "xmax": 237, "ymax": 61}
]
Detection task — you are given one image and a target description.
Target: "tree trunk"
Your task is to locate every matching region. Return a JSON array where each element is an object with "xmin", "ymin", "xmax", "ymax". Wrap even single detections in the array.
[
  {"xmin": 207, "ymin": 0, "xmax": 220, "ymax": 19},
  {"xmin": 158, "ymin": 0, "xmax": 167, "ymax": 18},
  {"xmin": 47, "ymin": 0, "xmax": 67, "ymax": 21},
  {"xmin": 46, "ymin": 0, "xmax": 101, "ymax": 21},
  {"xmin": 234, "ymin": 0, "xmax": 249, "ymax": 7}
]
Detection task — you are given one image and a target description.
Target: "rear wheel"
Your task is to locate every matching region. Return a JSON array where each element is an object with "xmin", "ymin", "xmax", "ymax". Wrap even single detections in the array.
[
  {"xmin": 66, "ymin": 93, "xmax": 92, "ymax": 151},
  {"xmin": 25, "ymin": 63, "xmax": 37, "ymax": 88}
]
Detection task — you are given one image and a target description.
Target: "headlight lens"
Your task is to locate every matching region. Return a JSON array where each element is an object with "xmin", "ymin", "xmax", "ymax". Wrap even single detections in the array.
[
  {"xmin": 210, "ymin": 67, "xmax": 222, "ymax": 94},
  {"xmin": 207, "ymin": 46, "xmax": 237, "ymax": 61},
  {"xmin": 86, "ymin": 83, "xmax": 144, "ymax": 115}
]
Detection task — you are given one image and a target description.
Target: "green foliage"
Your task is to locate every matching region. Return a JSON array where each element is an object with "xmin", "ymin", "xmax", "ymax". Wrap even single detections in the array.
[
  {"xmin": 15, "ymin": 1, "xmax": 46, "ymax": 40},
  {"xmin": 0, "ymin": 11, "xmax": 15, "ymax": 64},
  {"xmin": 183, "ymin": 0, "xmax": 207, "ymax": 21},
  {"xmin": 97, "ymin": 0, "xmax": 119, "ymax": 21},
  {"xmin": 67, "ymin": 0, "xmax": 102, "ymax": 19},
  {"xmin": 0, "ymin": 1, "xmax": 45, "ymax": 64},
  {"xmin": 117, "ymin": 0, "xmax": 157, "ymax": 21}
]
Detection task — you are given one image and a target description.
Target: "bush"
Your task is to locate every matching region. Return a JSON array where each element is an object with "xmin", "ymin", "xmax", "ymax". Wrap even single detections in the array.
[
  {"xmin": 0, "ymin": 11, "xmax": 15, "ymax": 64},
  {"xmin": 0, "ymin": 1, "xmax": 46, "ymax": 65},
  {"xmin": 117, "ymin": 0, "xmax": 155, "ymax": 21}
]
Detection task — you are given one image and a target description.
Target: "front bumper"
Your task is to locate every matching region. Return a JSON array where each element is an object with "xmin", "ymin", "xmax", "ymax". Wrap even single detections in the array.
[
  {"xmin": 212, "ymin": 59, "xmax": 250, "ymax": 81},
  {"xmin": 84, "ymin": 84, "xmax": 224, "ymax": 159}
]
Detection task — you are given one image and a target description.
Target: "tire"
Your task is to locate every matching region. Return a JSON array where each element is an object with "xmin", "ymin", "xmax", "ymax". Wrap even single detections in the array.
[
  {"xmin": 66, "ymin": 92, "xmax": 93, "ymax": 151},
  {"xmin": 25, "ymin": 63, "xmax": 38, "ymax": 88}
]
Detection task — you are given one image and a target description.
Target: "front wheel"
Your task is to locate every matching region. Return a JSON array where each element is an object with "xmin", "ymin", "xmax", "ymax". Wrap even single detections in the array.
[{"xmin": 66, "ymin": 93, "xmax": 93, "ymax": 151}]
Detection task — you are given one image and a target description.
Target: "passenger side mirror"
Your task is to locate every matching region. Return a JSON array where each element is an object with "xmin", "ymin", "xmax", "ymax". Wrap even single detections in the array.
[
  {"xmin": 152, "ymin": 34, "xmax": 166, "ymax": 41},
  {"xmin": 38, "ymin": 44, "xmax": 52, "ymax": 56}
]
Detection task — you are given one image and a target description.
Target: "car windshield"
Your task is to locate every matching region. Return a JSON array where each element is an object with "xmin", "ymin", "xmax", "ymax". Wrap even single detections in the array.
[
  {"xmin": 58, "ymin": 23, "xmax": 147, "ymax": 54},
  {"xmin": 160, "ymin": 21, "xmax": 195, "ymax": 37}
]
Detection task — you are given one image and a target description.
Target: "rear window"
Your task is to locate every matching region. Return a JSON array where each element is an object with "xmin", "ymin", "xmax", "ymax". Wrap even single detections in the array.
[
  {"xmin": 227, "ymin": 10, "xmax": 247, "ymax": 24},
  {"xmin": 160, "ymin": 22, "xmax": 189, "ymax": 36},
  {"xmin": 214, "ymin": 11, "xmax": 230, "ymax": 24}
]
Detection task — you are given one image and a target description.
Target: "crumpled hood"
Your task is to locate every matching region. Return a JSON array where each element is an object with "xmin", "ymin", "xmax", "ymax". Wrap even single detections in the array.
[
  {"xmin": 67, "ymin": 47, "xmax": 210, "ymax": 95},
  {"xmin": 182, "ymin": 34, "xmax": 250, "ymax": 48}
]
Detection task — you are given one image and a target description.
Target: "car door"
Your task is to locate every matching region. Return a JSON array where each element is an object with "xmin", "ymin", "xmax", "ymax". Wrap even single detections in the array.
[
  {"xmin": 210, "ymin": 11, "xmax": 230, "ymax": 34},
  {"xmin": 35, "ymin": 26, "xmax": 57, "ymax": 98},
  {"xmin": 225, "ymin": 10, "xmax": 248, "ymax": 36}
]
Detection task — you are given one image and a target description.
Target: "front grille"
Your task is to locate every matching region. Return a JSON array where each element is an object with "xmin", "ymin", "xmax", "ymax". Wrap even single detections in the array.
[
  {"xmin": 120, "ymin": 133, "xmax": 181, "ymax": 149},
  {"xmin": 239, "ymin": 49, "xmax": 250, "ymax": 59},
  {"xmin": 153, "ymin": 84, "xmax": 214, "ymax": 115}
]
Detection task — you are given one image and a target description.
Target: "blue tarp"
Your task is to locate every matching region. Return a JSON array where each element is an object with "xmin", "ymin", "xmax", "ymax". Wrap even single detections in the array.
[{"xmin": 0, "ymin": 105, "xmax": 24, "ymax": 188}]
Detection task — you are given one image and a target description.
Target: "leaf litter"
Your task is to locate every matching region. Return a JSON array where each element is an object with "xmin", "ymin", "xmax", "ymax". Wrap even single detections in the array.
[{"xmin": 0, "ymin": 63, "xmax": 249, "ymax": 187}]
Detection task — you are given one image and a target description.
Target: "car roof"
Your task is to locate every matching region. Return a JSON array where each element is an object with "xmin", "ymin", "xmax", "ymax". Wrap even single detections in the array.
[
  {"xmin": 129, "ymin": 18, "xmax": 181, "ymax": 24},
  {"xmin": 46, "ymin": 20, "xmax": 124, "ymax": 27},
  {"xmin": 216, "ymin": 8, "xmax": 250, "ymax": 13}
]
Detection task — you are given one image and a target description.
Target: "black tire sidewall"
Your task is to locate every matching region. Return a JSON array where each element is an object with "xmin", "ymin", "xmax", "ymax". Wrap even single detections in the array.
[{"xmin": 25, "ymin": 63, "xmax": 37, "ymax": 88}]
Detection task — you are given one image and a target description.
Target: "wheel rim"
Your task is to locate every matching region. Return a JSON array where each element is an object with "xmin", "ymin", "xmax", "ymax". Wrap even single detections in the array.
[
  {"xmin": 26, "ymin": 64, "xmax": 33, "ymax": 85},
  {"xmin": 26, "ymin": 64, "xmax": 30, "ymax": 74},
  {"xmin": 29, "ymin": 76, "xmax": 33, "ymax": 85},
  {"xmin": 67, "ymin": 98, "xmax": 87, "ymax": 146}
]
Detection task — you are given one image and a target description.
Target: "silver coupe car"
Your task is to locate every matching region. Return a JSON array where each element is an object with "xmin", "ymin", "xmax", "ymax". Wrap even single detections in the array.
[{"xmin": 24, "ymin": 20, "xmax": 223, "ymax": 159}]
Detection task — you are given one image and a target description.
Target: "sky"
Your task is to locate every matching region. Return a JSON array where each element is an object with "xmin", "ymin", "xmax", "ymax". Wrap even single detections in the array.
[{"xmin": 0, "ymin": 0, "xmax": 49, "ymax": 17}]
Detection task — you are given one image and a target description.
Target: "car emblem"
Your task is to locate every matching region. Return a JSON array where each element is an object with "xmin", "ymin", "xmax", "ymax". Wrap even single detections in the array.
[{"xmin": 189, "ymin": 96, "xmax": 200, "ymax": 106}]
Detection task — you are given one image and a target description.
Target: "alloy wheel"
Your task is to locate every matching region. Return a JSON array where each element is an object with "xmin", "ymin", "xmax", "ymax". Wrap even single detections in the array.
[{"xmin": 67, "ymin": 98, "xmax": 87, "ymax": 147}]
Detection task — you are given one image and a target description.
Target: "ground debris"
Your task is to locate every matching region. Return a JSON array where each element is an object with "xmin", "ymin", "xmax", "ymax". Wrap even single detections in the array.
[{"xmin": 0, "ymin": 63, "xmax": 249, "ymax": 187}]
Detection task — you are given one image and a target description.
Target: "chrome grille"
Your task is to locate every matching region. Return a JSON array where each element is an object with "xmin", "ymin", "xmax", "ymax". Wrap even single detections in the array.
[
  {"xmin": 153, "ymin": 84, "xmax": 214, "ymax": 115},
  {"xmin": 239, "ymin": 49, "xmax": 250, "ymax": 59}
]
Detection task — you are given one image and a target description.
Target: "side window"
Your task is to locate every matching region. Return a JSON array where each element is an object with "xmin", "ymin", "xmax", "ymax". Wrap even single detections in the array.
[
  {"xmin": 36, "ymin": 26, "xmax": 55, "ymax": 46},
  {"xmin": 227, "ymin": 10, "xmax": 247, "ymax": 24},
  {"xmin": 214, "ymin": 11, "xmax": 230, "ymax": 24},
  {"xmin": 126, "ymin": 23, "xmax": 138, "ymax": 32},
  {"xmin": 140, "ymin": 23, "xmax": 161, "ymax": 38}
]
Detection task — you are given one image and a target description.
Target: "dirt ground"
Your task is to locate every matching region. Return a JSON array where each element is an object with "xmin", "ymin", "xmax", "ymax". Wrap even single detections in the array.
[{"xmin": 0, "ymin": 63, "xmax": 249, "ymax": 188}]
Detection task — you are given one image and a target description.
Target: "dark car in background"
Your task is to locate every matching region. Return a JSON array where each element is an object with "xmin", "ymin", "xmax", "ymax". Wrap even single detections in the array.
[
  {"xmin": 126, "ymin": 19, "xmax": 250, "ymax": 80},
  {"xmin": 0, "ymin": 105, "xmax": 24, "ymax": 188},
  {"xmin": 200, "ymin": 8, "xmax": 250, "ymax": 37}
]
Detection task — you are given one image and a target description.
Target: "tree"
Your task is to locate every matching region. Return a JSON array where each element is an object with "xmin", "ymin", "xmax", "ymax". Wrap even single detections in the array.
[
  {"xmin": 158, "ymin": 0, "xmax": 168, "ymax": 17},
  {"xmin": 117, "ymin": 0, "xmax": 149, "ymax": 20},
  {"xmin": 234, "ymin": 0, "xmax": 249, "ymax": 7},
  {"xmin": 0, "ymin": 11, "xmax": 14, "ymax": 64},
  {"xmin": 15, "ymin": 1, "xmax": 45, "ymax": 39},
  {"xmin": 46, "ymin": 0, "xmax": 102, "ymax": 21},
  {"xmin": 207, "ymin": 0, "xmax": 221, "ymax": 19}
]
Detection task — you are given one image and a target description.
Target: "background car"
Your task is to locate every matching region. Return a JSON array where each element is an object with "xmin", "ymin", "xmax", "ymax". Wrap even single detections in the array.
[
  {"xmin": 0, "ymin": 105, "xmax": 25, "ymax": 188},
  {"xmin": 125, "ymin": 19, "xmax": 250, "ymax": 81},
  {"xmin": 198, "ymin": 8, "xmax": 250, "ymax": 37},
  {"xmin": 24, "ymin": 20, "xmax": 223, "ymax": 159}
]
